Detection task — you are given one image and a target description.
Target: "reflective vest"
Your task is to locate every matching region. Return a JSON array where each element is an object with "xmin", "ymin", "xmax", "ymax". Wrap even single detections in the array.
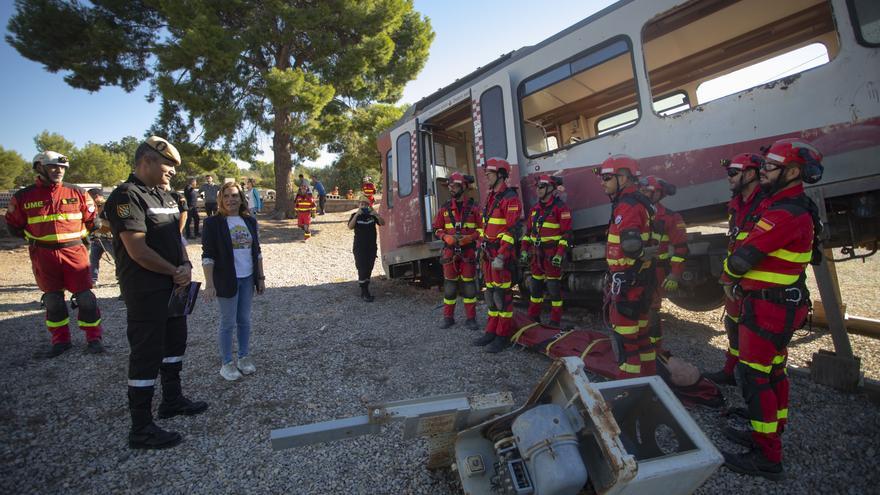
[
  {"xmin": 362, "ymin": 182, "xmax": 376, "ymax": 196},
  {"xmin": 722, "ymin": 184, "xmax": 813, "ymax": 290},
  {"xmin": 5, "ymin": 178, "xmax": 95, "ymax": 246},
  {"xmin": 432, "ymin": 197, "xmax": 481, "ymax": 244},
  {"xmin": 606, "ymin": 186, "xmax": 653, "ymax": 273},
  {"xmin": 521, "ymin": 196, "xmax": 572, "ymax": 258},
  {"xmin": 652, "ymin": 202, "xmax": 689, "ymax": 277},
  {"xmin": 479, "ymin": 184, "xmax": 521, "ymax": 255},
  {"xmin": 294, "ymin": 193, "xmax": 316, "ymax": 213}
]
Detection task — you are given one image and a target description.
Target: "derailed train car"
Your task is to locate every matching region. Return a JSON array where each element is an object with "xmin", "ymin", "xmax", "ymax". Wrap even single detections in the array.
[{"xmin": 376, "ymin": 0, "xmax": 880, "ymax": 310}]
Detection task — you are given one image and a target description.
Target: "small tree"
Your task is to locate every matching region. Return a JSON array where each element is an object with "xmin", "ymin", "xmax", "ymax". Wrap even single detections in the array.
[{"xmin": 0, "ymin": 146, "xmax": 30, "ymax": 189}]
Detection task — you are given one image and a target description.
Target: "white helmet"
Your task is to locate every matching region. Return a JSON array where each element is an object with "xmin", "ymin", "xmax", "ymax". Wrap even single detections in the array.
[{"xmin": 33, "ymin": 151, "xmax": 69, "ymax": 169}]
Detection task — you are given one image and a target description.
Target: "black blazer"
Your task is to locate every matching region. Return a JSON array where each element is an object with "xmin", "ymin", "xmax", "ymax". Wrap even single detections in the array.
[{"xmin": 201, "ymin": 214, "xmax": 262, "ymax": 297}]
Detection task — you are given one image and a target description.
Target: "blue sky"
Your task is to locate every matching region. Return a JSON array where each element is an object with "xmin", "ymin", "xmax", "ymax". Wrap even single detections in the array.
[{"xmin": 0, "ymin": 1, "xmax": 617, "ymax": 168}]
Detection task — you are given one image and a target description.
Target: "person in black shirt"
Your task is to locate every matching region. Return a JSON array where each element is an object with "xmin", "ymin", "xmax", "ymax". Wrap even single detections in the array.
[
  {"xmin": 347, "ymin": 196, "xmax": 385, "ymax": 302},
  {"xmin": 183, "ymin": 177, "xmax": 200, "ymax": 238},
  {"xmin": 104, "ymin": 136, "xmax": 208, "ymax": 450}
]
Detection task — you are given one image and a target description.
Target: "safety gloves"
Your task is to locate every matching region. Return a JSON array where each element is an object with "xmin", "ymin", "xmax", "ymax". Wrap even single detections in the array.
[
  {"xmin": 662, "ymin": 275, "xmax": 679, "ymax": 291},
  {"xmin": 519, "ymin": 251, "xmax": 530, "ymax": 264},
  {"xmin": 491, "ymin": 255, "xmax": 505, "ymax": 271},
  {"xmin": 551, "ymin": 254, "xmax": 563, "ymax": 267}
]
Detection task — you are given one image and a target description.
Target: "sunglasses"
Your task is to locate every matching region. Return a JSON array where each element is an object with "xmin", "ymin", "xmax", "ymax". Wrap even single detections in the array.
[
  {"xmin": 537, "ymin": 183, "xmax": 549, "ymax": 189},
  {"xmin": 726, "ymin": 168, "xmax": 742, "ymax": 177},
  {"xmin": 761, "ymin": 161, "xmax": 783, "ymax": 172},
  {"xmin": 600, "ymin": 174, "xmax": 616, "ymax": 182}
]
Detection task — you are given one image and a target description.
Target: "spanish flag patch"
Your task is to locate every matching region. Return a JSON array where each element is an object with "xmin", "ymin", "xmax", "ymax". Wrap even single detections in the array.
[
  {"xmin": 561, "ymin": 211, "xmax": 571, "ymax": 219},
  {"xmin": 508, "ymin": 205, "xmax": 519, "ymax": 212},
  {"xmin": 755, "ymin": 219, "xmax": 775, "ymax": 232}
]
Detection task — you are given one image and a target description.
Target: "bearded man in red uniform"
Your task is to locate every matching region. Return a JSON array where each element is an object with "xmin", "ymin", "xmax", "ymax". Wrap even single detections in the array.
[
  {"xmin": 705, "ymin": 152, "xmax": 768, "ymax": 385},
  {"xmin": 472, "ymin": 158, "xmax": 522, "ymax": 354},
  {"xmin": 432, "ymin": 172, "xmax": 482, "ymax": 330},
  {"xmin": 638, "ymin": 175, "xmax": 688, "ymax": 351},
  {"xmin": 720, "ymin": 139, "xmax": 824, "ymax": 480},
  {"xmin": 598, "ymin": 155, "xmax": 655, "ymax": 377},
  {"xmin": 520, "ymin": 174, "xmax": 572, "ymax": 328},
  {"xmin": 5, "ymin": 151, "xmax": 105, "ymax": 357}
]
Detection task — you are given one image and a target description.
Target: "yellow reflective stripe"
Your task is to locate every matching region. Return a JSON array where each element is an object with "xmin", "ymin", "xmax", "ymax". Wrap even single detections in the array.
[
  {"xmin": 461, "ymin": 277, "xmax": 474, "ymax": 282},
  {"xmin": 777, "ymin": 408, "xmax": 788, "ymax": 420},
  {"xmin": 751, "ymin": 420, "xmax": 778, "ymax": 434},
  {"xmin": 545, "ymin": 332, "xmax": 570, "ymax": 354},
  {"xmin": 539, "ymin": 235, "xmax": 561, "ymax": 242},
  {"xmin": 607, "ymin": 258, "xmax": 636, "ymax": 266},
  {"xmin": 742, "ymin": 270, "xmax": 801, "ymax": 285},
  {"xmin": 620, "ymin": 362, "xmax": 641, "ymax": 374},
  {"xmin": 740, "ymin": 358, "xmax": 772, "ymax": 374},
  {"xmin": 546, "ymin": 275, "xmax": 562, "ymax": 281},
  {"xmin": 541, "ymin": 222, "xmax": 560, "ymax": 228},
  {"xmin": 769, "ymin": 248, "xmax": 812, "ymax": 263},
  {"xmin": 772, "ymin": 354, "xmax": 786, "ymax": 365},
  {"xmin": 639, "ymin": 320, "xmax": 648, "ymax": 327},
  {"xmin": 443, "ymin": 298, "xmax": 456, "ymax": 305},
  {"xmin": 476, "ymin": 228, "xmax": 485, "ymax": 236},
  {"xmin": 498, "ymin": 311, "xmax": 513, "ymax": 318},
  {"xmin": 497, "ymin": 281, "xmax": 512, "ymax": 289},
  {"xmin": 670, "ymin": 256, "xmax": 686, "ymax": 263},
  {"xmin": 558, "ymin": 239, "xmax": 568, "ymax": 247},
  {"xmin": 511, "ymin": 322, "xmax": 540, "ymax": 342},
  {"xmin": 499, "ymin": 233, "xmax": 515, "ymax": 244},
  {"xmin": 25, "ymin": 229, "xmax": 87, "ymax": 242},
  {"xmin": 551, "ymin": 300, "xmax": 563, "ymax": 307},
  {"xmin": 529, "ymin": 296, "xmax": 543, "ymax": 304},
  {"xmin": 462, "ymin": 297, "xmax": 477, "ymax": 304},
  {"xmin": 77, "ymin": 318, "xmax": 102, "ymax": 328},
  {"xmin": 640, "ymin": 351, "xmax": 656, "ymax": 361},
  {"xmin": 607, "ymin": 234, "xmax": 620, "ymax": 243},
  {"xmin": 487, "ymin": 217, "xmax": 506, "ymax": 225},
  {"xmin": 736, "ymin": 232, "xmax": 749, "ymax": 240},
  {"xmin": 650, "ymin": 336, "xmax": 662, "ymax": 344},
  {"xmin": 614, "ymin": 324, "xmax": 639, "ymax": 335},
  {"xmin": 580, "ymin": 338, "xmax": 608, "ymax": 359},
  {"xmin": 659, "ymin": 235, "xmax": 670, "ymax": 241},
  {"xmin": 729, "ymin": 347, "xmax": 740, "ymax": 357},
  {"xmin": 658, "ymin": 253, "xmax": 671, "ymax": 260},
  {"xmin": 521, "ymin": 235, "xmax": 533, "ymax": 243},
  {"xmin": 47, "ymin": 317, "xmax": 70, "ymax": 328},
  {"xmin": 640, "ymin": 232, "xmax": 650, "ymax": 241},
  {"xmin": 531, "ymin": 274, "xmax": 546, "ymax": 280},
  {"xmin": 727, "ymin": 315, "xmax": 740, "ymax": 323},
  {"xmin": 27, "ymin": 212, "xmax": 83, "ymax": 224},
  {"xmin": 723, "ymin": 258, "xmax": 739, "ymax": 278},
  {"xmin": 487, "ymin": 310, "xmax": 499, "ymax": 317}
]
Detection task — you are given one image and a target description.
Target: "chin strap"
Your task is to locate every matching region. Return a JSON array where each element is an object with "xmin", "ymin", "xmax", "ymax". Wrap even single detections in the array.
[
  {"xmin": 732, "ymin": 173, "xmax": 757, "ymax": 195},
  {"xmin": 763, "ymin": 167, "xmax": 798, "ymax": 195}
]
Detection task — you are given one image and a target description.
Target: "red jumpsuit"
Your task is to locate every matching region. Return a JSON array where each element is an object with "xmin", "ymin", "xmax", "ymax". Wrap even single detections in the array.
[
  {"xmin": 479, "ymin": 184, "xmax": 522, "ymax": 337},
  {"xmin": 294, "ymin": 192, "xmax": 316, "ymax": 239},
  {"xmin": 720, "ymin": 184, "xmax": 814, "ymax": 464},
  {"xmin": 4, "ymin": 179, "xmax": 103, "ymax": 344},
  {"xmin": 432, "ymin": 197, "xmax": 482, "ymax": 321},
  {"xmin": 647, "ymin": 202, "xmax": 689, "ymax": 349},
  {"xmin": 720, "ymin": 187, "xmax": 768, "ymax": 377},
  {"xmin": 521, "ymin": 196, "xmax": 572, "ymax": 326},
  {"xmin": 361, "ymin": 182, "xmax": 376, "ymax": 207},
  {"xmin": 606, "ymin": 185, "xmax": 655, "ymax": 377}
]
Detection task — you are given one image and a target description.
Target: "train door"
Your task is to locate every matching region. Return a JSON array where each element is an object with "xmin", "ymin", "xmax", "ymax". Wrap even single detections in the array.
[
  {"xmin": 388, "ymin": 118, "xmax": 424, "ymax": 247},
  {"xmin": 469, "ymin": 71, "xmax": 521, "ymax": 203}
]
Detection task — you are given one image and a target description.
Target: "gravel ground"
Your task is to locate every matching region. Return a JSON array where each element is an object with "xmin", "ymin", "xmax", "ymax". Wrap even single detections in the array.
[{"xmin": 0, "ymin": 210, "xmax": 878, "ymax": 494}]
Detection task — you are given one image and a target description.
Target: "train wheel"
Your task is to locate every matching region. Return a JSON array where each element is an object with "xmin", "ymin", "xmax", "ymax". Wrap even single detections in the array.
[{"xmin": 668, "ymin": 280, "xmax": 725, "ymax": 312}]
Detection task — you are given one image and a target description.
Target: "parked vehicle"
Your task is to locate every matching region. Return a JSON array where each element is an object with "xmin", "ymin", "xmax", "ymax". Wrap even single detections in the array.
[{"xmin": 376, "ymin": 0, "xmax": 880, "ymax": 310}]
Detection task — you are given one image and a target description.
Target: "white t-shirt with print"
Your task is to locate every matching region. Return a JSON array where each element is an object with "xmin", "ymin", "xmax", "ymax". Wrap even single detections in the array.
[{"xmin": 226, "ymin": 216, "xmax": 254, "ymax": 278}]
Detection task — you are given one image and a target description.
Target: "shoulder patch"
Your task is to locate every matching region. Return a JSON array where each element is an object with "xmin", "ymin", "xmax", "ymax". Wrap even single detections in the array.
[
  {"xmin": 508, "ymin": 204, "xmax": 519, "ymax": 212},
  {"xmin": 614, "ymin": 215, "xmax": 623, "ymax": 224},
  {"xmin": 560, "ymin": 211, "xmax": 571, "ymax": 219},
  {"xmin": 755, "ymin": 218, "xmax": 775, "ymax": 232},
  {"xmin": 117, "ymin": 203, "xmax": 132, "ymax": 219}
]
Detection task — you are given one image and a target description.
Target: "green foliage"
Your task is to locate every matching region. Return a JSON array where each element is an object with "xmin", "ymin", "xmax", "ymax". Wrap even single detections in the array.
[
  {"xmin": 102, "ymin": 136, "xmax": 140, "ymax": 165},
  {"xmin": 0, "ymin": 146, "xmax": 30, "ymax": 189},
  {"xmin": 33, "ymin": 131, "xmax": 76, "ymax": 157},
  {"xmin": 67, "ymin": 143, "xmax": 129, "ymax": 186},
  {"xmin": 8, "ymin": 0, "xmax": 434, "ymax": 216}
]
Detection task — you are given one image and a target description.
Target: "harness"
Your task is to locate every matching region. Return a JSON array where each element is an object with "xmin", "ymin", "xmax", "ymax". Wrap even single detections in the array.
[
  {"xmin": 728, "ymin": 190, "xmax": 766, "ymax": 242},
  {"xmin": 444, "ymin": 198, "xmax": 474, "ymax": 257},
  {"xmin": 529, "ymin": 197, "xmax": 562, "ymax": 249},
  {"xmin": 607, "ymin": 192, "xmax": 656, "ymax": 297},
  {"xmin": 481, "ymin": 188, "xmax": 518, "ymax": 252}
]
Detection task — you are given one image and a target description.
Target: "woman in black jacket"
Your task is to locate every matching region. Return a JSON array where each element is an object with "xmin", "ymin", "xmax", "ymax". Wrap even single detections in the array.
[{"xmin": 201, "ymin": 182, "xmax": 265, "ymax": 381}]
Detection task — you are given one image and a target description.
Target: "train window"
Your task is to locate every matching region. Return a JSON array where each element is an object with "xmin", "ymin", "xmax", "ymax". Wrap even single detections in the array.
[
  {"xmin": 595, "ymin": 92, "xmax": 690, "ymax": 135},
  {"xmin": 396, "ymin": 132, "xmax": 413, "ymax": 197},
  {"xmin": 848, "ymin": 0, "xmax": 880, "ymax": 47},
  {"xmin": 385, "ymin": 150, "xmax": 393, "ymax": 208},
  {"xmin": 643, "ymin": 0, "xmax": 839, "ymax": 113},
  {"xmin": 518, "ymin": 37, "xmax": 638, "ymax": 158},
  {"xmin": 480, "ymin": 86, "xmax": 507, "ymax": 160}
]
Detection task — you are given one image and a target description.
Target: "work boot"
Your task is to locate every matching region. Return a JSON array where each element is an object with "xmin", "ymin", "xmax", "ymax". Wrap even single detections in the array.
[
  {"xmin": 723, "ymin": 449, "xmax": 784, "ymax": 481},
  {"xmin": 85, "ymin": 339, "xmax": 106, "ymax": 354},
  {"xmin": 439, "ymin": 318, "xmax": 455, "ymax": 329},
  {"xmin": 129, "ymin": 423, "xmax": 182, "ymax": 450},
  {"xmin": 723, "ymin": 426, "xmax": 758, "ymax": 449},
  {"xmin": 704, "ymin": 369, "xmax": 737, "ymax": 386},
  {"xmin": 547, "ymin": 320, "xmax": 561, "ymax": 329},
  {"xmin": 360, "ymin": 284, "xmax": 374, "ymax": 303},
  {"xmin": 724, "ymin": 406, "xmax": 750, "ymax": 420},
  {"xmin": 472, "ymin": 332, "xmax": 496, "ymax": 346},
  {"xmin": 484, "ymin": 335, "xmax": 511, "ymax": 354},
  {"xmin": 465, "ymin": 319, "xmax": 479, "ymax": 331},
  {"xmin": 157, "ymin": 396, "xmax": 209, "ymax": 419},
  {"xmin": 34, "ymin": 342, "xmax": 72, "ymax": 359}
]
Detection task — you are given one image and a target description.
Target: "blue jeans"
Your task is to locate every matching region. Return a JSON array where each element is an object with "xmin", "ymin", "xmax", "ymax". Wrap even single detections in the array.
[
  {"xmin": 216, "ymin": 275, "xmax": 254, "ymax": 365},
  {"xmin": 89, "ymin": 238, "xmax": 113, "ymax": 283}
]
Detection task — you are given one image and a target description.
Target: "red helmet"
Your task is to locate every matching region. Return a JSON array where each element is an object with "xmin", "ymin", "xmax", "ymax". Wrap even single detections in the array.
[
  {"xmin": 765, "ymin": 138, "xmax": 822, "ymax": 167},
  {"xmin": 639, "ymin": 175, "xmax": 676, "ymax": 197},
  {"xmin": 484, "ymin": 157, "xmax": 511, "ymax": 175},
  {"xmin": 448, "ymin": 172, "xmax": 474, "ymax": 187},
  {"xmin": 598, "ymin": 154, "xmax": 640, "ymax": 177},
  {"xmin": 723, "ymin": 153, "xmax": 764, "ymax": 171},
  {"xmin": 536, "ymin": 174, "xmax": 563, "ymax": 188}
]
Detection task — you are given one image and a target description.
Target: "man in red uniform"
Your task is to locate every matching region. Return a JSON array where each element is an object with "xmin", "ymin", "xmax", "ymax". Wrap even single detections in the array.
[
  {"xmin": 293, "ymin": 183, "xmax": 317, "ymax": 240},
  {"xmin": 432, "ymin": 172, "xmax": 482, "ymax": 330},
  {"xmin": 705, "ymin": 153, "xmax": 768, "ymax": 385},
  {"xmin": 639, "ymin": 175, "xmax": 688, "ymax": 351},
  {"xmin": 520, "ymin": 174, "xmax": 572, "ymax": 328},
  {"xmin": 5, "ymin": 151, "xmax": 105, "ymax": 357},
  {"xmin": 720, "ymin": 139, "xmax": 824, "ymax": 480},
  {"xmin": 473, "ymin": 157, "xmax": 522, "ymax": 354},
  {"xmin": 361, "ymin": 176, "xmax": 377, "ymax": 207},
  {"xmin": 598, "ymin": 155, "xmax": 655, "ymax": 376}
]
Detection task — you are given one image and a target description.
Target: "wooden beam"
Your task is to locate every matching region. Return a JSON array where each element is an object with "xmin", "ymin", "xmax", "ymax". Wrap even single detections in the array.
[{"xmin": 811, "ymin": 300, "xmax": 880, "ymax": 339}]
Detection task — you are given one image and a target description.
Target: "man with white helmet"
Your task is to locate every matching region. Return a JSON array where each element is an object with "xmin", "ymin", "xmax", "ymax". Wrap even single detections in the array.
[{"xmin": 5, "ymin": 151, "xmax": 106, "ymax": 357}]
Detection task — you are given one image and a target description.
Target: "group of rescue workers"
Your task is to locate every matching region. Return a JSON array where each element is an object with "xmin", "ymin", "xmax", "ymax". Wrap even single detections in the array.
[
  {"xmin": 5, "ymin": 133, "xmax": 823, "ymax": 480},
  {"xmin": 433, "ymin": 137, "xmax": 823, "ymax": 481}
]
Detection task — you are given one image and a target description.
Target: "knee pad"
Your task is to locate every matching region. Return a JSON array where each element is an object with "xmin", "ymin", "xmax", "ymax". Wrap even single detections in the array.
[
  {"xmin": 492, "ymin": 289, "xmax": 506, "ymax": 310},
  {"xmin": 42, "ymin": 291, "xmax": 68, "ymax": 320},
  {"xmin": 545, "ymin": 279, "xmax": 562, "ymax": 300},
  {"xmin": 443, "ymin": 280, "xmax": 459, "ymax": 300},
  {"xmin": 461, "ymin": 280, "xmax": 476, "ymax": 299},
  {"xmin": 73, "ymin": 290, "xmax": 98, "ymax": 313}
]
